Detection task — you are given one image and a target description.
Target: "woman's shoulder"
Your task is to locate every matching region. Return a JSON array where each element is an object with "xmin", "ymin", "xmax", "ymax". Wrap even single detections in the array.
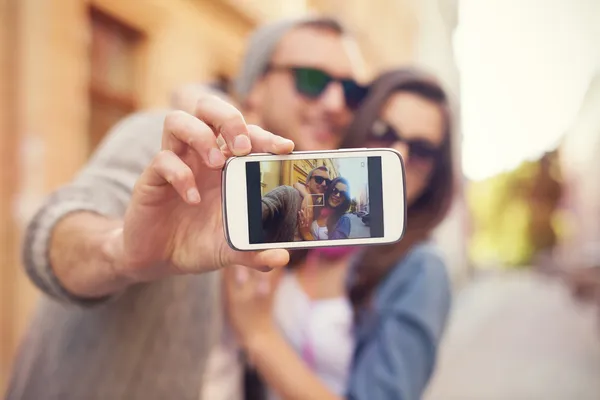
[
  {"xmin": 333, "ymin": 214, "xmax": 352, "ymax": 229},
  {"xmin": 339, "ymin": 214, "xmax": 352, "ymax": 223},
  {"xmin": 375, "ymin": 242, "xmax": 451, "ymax": 309},
  {"xmin": 403, "ymin": 242, "xmax": 447, "ymax": 269},
  {"xmin": 399, "ymin": 241, "xmax": 447, "ymax": 275}
]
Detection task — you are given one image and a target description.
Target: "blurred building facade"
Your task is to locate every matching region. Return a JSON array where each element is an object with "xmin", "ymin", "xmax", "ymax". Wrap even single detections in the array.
[
  {"xmin": 357, "ymin": 184, "xmax": 370, "ymax": 214},
  {"xmin": 261, "ymin": 158, "xmax": 339, "ymax": 195},
  {"xmin": 0, "ymin": 0, "xmax": 467, "ymax": 390}
]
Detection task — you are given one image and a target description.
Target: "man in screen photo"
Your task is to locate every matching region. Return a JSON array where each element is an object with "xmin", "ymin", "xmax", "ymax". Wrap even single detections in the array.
[{"xmin": 260, "ymin": 165, "xmax": 332, "ymax": 242}]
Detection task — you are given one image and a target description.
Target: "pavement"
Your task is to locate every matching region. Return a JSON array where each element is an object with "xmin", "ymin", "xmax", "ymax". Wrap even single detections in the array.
[
  {"xmin": 347, "ymin": 213, "xmax": 370, "ymax": 239},
  {"xmin": 424, "ymin": 269, "xmax": 600, "ymax": 400}
]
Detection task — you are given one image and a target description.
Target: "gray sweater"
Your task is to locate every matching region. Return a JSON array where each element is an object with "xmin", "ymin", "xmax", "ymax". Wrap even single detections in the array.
[
  {"xmin": 261, "ymin": 185, "xmax": 303, "ymax": 243},
  {"xmin": 6, "ymin": 110, "xmax": 222, "ymax": 400}
]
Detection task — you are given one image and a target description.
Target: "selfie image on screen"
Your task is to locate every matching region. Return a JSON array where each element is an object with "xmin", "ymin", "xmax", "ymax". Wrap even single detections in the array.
[{"xmin": 246, "ymin": 157, "xmax": 384, "ymax": 244}]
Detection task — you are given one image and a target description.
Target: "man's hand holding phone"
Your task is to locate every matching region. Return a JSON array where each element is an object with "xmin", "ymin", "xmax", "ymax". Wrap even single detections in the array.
[{"xmin": 107, "ymin": 95, "xmax": 294, "ymax": 284}]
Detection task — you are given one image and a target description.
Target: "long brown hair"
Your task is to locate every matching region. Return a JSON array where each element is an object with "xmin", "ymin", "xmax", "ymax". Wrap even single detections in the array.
[
  {"xmin": 344, "ymin": 68, "xmax": 456, "ymax": 316},
  {"xmin": 324, "ymin": 177, "xmax": 352, "ymax": 233}
]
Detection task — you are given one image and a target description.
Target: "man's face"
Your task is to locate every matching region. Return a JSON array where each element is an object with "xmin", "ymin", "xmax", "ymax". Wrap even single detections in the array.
[
  {"xmin": 307, "ymin": 168, "xmax": 330, "ymax": 194},
  {"xmin": 249, "ymin": 27, "xmax": 358, "ymax": 151}
]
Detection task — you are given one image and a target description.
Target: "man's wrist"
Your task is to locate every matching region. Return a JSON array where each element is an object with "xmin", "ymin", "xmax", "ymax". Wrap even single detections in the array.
[
  {"xmin": 101, "ymin": 227, "xmax": 137, "ymax": 291},
  {"xmin": 243, "ymin": 326, "xmax": 279, "ymax": 360},
  {"xmin": 102, "ymin": 226, "xmax": 174, "ymax": 288}
]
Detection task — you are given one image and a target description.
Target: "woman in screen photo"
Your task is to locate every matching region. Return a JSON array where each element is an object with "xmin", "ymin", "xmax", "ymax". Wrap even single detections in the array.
[
  {"xmin": 297, "ymin": 177, "xmax": 352, "ymax": 240},
  {"xmin": 224, "ymin": 67, "xmax": 456, "ymax": 400}
]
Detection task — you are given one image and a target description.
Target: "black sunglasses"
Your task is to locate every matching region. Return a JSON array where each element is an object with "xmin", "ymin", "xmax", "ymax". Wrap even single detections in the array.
[
  {"xmin": 312, "ymin": 175, "xmax": 331, "ymax": 186},
  {"xmin": 331, "ymin": 186, "xmax": 349, "ymax": 198},
  {"xmin": 369, "ymin": 119, "xmax": 441, "ymax": 161},
  {"xmin": 266, "ymin": 65, "xmax": 368, "ymax": 109}
]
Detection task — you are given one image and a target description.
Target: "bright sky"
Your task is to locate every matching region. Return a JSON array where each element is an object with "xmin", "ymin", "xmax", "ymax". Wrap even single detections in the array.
[
  {"xmin": 334, "ymin": 157, "xmax": 369, "ymax": 200},
  {"xmin": 456, "ymin": 0, "xmax": 600, "ymax": 181}
]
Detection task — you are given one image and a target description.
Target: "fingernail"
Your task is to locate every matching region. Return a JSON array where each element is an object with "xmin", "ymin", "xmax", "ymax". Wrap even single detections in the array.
[
  {"xmin": 273, "ymin": 137, "xmax": 294, "ymax": 151},
  {"xmin": 186, "ymin": 188, "xmax": 201, "ymax": 203},
  {"xmin": 277, "ymin": 136, "xmax": 294, "ymax": 145},
  {"xmin": 208, "ymin": 148, "xmax": 225, "ymax": 167},
  {"xmin": 233, "ymin": 135, "xmax": 251, "ymax": 153}
]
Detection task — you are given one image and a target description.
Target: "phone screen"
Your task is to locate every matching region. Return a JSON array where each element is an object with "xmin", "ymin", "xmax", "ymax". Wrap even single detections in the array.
[
  {"xmin": 308, "ymin": 194, "xmax": 324, "ymax": 207},
  {"xmin": 245, "ymin": 156, "xmax": 384, "ymax": 244}
]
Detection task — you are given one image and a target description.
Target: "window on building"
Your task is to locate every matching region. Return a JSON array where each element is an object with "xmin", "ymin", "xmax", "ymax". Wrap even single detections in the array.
[{"xmin": 88, "ymin": 8, "xmax": 142, "ymax": 153}]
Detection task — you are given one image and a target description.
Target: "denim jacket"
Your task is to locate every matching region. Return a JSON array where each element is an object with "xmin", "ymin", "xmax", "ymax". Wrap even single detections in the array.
[{"xmin": 346, "ymin": 242, "xmax": 452, "ymax": 400}]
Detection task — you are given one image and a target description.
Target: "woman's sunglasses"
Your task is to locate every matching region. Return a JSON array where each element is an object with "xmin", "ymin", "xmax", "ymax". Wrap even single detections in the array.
[
  {"xmin": 331, "ymin": 186, "xmax": 349, "ymax": 199},
  {"xmin": 266, "ymin": 65, "xmax": 368, "ymax": 110},
  {"xmin": 369, "ymin": 119, "xmax": 441, "ymax": 161}
]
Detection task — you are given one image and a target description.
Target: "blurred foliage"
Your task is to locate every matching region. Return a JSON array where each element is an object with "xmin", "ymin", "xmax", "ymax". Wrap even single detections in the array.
[
  {"xmin": 468, "ymin": 161, "xmax": 536, "ymax": 267},
  {"xmin": 467, "ymin": 151, "xmax": 563, "ymax": 268},
  {"xmin": 350, "ymin": 199, "xmax": 358, "ymax": 213}
]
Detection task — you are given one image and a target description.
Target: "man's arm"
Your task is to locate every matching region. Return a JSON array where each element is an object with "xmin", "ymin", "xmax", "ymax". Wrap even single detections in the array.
[
  {"xmin": 46, "ymin": 213, "xmax": 128, "ymax": 300},
  {"xmin": 23, "ymin": 110, "xmax": 166, "ymax": 305},
  {"xmin": 293, "ymin": 182, "xmax": 310, "ymax": 198},
  {"xmin": 260, "ymin": 185, "xmax": 304, "ymax": 243},
  {"xmin": 261, "ymin": 185, "xmax": 294, "ymax": 221},
  {"xmin": 25, "ymin": 86, "xmax": 294, "ymax": 306}
]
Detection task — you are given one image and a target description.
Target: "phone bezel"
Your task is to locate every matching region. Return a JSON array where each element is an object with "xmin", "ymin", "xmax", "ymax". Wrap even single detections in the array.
[{"xmin": 222, "ymin": 148, "xmax": 406, "ymax": 251}]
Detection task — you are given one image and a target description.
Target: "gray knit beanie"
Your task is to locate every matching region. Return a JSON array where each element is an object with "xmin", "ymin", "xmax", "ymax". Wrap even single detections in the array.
[{"xmin": 233, "ymin": 15, "xmax": 346, "ymax": 104}]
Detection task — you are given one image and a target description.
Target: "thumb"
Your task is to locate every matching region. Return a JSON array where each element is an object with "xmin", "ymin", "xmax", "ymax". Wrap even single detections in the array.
[{"xmin": 227, "ymin": 249, "xmax": 290, "ymax": 271}]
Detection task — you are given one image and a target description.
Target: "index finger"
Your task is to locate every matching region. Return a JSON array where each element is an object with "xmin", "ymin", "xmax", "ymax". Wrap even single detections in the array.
[
  {"xmin": 194, "ymin": 95, "xmax": 250, "ymax": 156},
  {"xmin": 246, "ymin": 125, "xmax": 294, "ymax": 155}
]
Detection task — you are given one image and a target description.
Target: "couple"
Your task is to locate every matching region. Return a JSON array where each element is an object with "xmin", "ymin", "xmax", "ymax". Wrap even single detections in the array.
[
  {"xmin": 7, "ymin": 15, "xmax": 454, "ymax": 400},
  {"xmin": 261, "ymin": 165, "xmax": 352, "ymax": 243},
  {"xmin": 296, "ymin": 167, "xmax": 352, "ymax": 241}
]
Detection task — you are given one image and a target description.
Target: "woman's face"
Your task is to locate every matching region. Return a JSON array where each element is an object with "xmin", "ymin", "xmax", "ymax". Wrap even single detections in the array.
[
  {"xmin": 368, "ymin": 92, "xmax": 445, "ymax": 205},
  {"xmin": 327, "ymin": 181, "xmax": 348, "ymax": 209}
]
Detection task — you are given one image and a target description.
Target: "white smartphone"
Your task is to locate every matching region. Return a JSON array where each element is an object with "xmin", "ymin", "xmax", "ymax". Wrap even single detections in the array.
[
  {"xmin": 308, "ymin": 194, "xmax": 325, "ymax": 207},
  {"xmin": 222, "ymin": 148, "xmax": 406, "ymax": 251}
]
